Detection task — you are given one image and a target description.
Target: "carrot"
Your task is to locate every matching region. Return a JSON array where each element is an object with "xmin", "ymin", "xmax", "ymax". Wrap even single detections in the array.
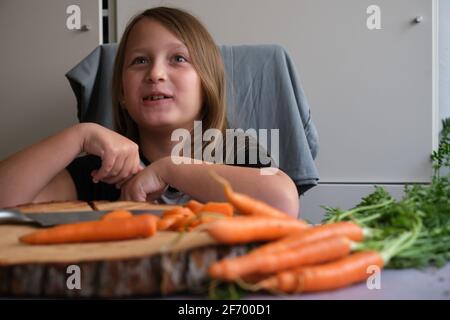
[
  {"xmin": 205, "ymin": 216, "xmax": 309, "ymax": 244},
  {"xmin": 187, "ymin": 212, "xmax": 232, "ymax": 231},
  {"xmin": 157, "ymin": 216, "xmax": 180, "ymax": 231},
  {"xmin": 101, "ymin": 210, "xmax": 133, "ymax": 221},
  {"xmin": 158, "ymin": 207, "xmax": 196, "ymax": 231},
  {"xmin": 251, "ymin": 221, "xmax": 365, "ymax": 255},
  {"xmin": 186, "ymin": 218, "xmax": 202, "ymax": 229},
  {"xmin": 185, "ymin": 200, "xmax": 204, "ymax": 214},
  {"xmin": 158, "ymin": 214, "xmax": 187, "ymax": 231},
  {"xmin": 162, "ymin": 206, "xmax": 188, "ymax": 217},
  {"xmin": 171, "ymin": 210, "xmax": 196, "ymax": 232},
  {"xmin": 256, "ymin": 251, "xmax": 384, "ymax": 293},
  {"xmin": 209, "ymin": 236, "xmax": 354, "ymax": 281},
  {"xmin": 199, "ymin": 202, "xmax": 234, "ymax": 217},
  {"xmin": 178, "ymin": 208, "xmax": 234, "ymax": 232},
  {"xmin": 209, "ymin": 170, "xmax": 295, "ymax": 219},
  {"xmin": 20, "ymin": 214, "xmax": 159, "ymax": 245}
]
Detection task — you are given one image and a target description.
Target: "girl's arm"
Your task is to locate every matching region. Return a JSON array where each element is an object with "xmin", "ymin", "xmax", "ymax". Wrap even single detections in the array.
[
  {"xmin": 0, "ymin": 123, "xmax": 142, "ymax": 208},
  {"xmin": 121, "ymin": 156, "xmax": 300, "ymax": 218},
  {"xmin": 0, "ymin": 124, "xmax": 83, "ymax": 207}
]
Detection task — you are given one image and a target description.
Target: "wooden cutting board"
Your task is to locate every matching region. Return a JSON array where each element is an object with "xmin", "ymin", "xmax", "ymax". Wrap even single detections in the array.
[
  {"xmin": 90, "ymin": 200, "xmax": 178, "ymax": 211},
  {"xmin": 9, "ymin": 200, "xmax": 93, "ymax": 213},
  {"xmin": 0, "ymin": 201, "xmax": 250, "ymax": 298}
]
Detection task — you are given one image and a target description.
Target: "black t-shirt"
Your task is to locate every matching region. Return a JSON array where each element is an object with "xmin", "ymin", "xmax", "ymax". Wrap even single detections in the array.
[{"xmin": 66, "ymin": 136, "xmax": 273, "ymax": 202}]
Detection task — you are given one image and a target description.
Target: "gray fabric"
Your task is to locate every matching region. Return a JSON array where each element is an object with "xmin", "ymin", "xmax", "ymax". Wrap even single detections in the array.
[
  {"xmin": 65, "ymin": 43, "xmax": 319, "ymax": 194},
  {"xmin": 220, "ymin": 45, "xmax": 319, "ymax": 193},
  {"xmin": 66, "ymin": 44, "xmax": 117, "ymax": 129}
]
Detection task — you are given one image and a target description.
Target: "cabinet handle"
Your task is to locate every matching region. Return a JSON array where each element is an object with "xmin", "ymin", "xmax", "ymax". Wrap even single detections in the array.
[
  {"xmin": 80, "ymin": 24, "xmax": 91, "ymax": 31},
  {"xmin": 414, "ymin": 16, "xmax": 423, "ymax": 23}
]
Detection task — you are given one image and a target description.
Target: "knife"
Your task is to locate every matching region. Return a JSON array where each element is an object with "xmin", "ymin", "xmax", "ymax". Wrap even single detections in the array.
[{"xmin": 0, "ymin": 209, "xmax": 165, "ymax": 227}]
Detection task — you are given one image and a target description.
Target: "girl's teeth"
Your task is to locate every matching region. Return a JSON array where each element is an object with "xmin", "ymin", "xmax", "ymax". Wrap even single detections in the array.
[{"xmin": 143, "ymin": 95, "xmax": 170, "ymax": 101}]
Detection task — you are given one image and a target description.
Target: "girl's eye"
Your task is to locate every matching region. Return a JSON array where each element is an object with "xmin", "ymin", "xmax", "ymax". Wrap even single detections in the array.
[
  {"xmin": 173, "ymin": 55, "xmax": 187, "ymax": 63},
  {"xmin": 132, "ymin": 57, "xmax": 148, "ymax": 65}
]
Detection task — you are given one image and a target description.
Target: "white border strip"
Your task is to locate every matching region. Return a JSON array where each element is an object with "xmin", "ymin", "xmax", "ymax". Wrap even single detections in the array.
[
  {"xmin": 98, "ymin": 0, "xmax": 103, "ymax": 44},
  {"xmin": 432, "ymin": 0, "xmax": 440, "ymax": 151}
]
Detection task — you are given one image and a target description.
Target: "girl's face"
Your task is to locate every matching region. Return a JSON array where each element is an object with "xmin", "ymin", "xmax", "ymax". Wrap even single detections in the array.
[{"xmin": 122, "ymin": 19, "xmax": 203, "ymax": 133}]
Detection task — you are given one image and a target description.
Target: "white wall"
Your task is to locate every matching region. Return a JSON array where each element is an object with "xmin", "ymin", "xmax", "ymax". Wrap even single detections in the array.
[{"xmin": 0, "ymin": 0, "xmax": 101, "ymax": 160}]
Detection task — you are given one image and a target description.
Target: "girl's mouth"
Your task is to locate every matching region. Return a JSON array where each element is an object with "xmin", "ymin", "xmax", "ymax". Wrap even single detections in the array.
[
  {"xmin": 143, "ymin": 95, "xmax": 172, "ymax": 101},
  {"xmin": 141, "ymin": 95, "xmax": 174, "ymax": 107}
]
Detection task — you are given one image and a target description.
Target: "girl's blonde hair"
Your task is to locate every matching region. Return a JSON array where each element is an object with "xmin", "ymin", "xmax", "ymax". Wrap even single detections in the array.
[{"xmin": 112, "ymin": 6, "xmax": 227, "ymax": 145}]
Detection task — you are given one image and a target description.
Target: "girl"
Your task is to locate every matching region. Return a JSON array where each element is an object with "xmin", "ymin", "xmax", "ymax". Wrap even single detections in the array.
[{"xmin": 0, "ymin": 7, "xmax": 300, "ymax": 217}]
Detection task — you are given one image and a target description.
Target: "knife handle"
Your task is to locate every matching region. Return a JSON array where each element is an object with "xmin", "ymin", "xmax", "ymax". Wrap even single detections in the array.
[{"xmin": 0, "ymin": 210, "xmax": 37, "ymax": 225}]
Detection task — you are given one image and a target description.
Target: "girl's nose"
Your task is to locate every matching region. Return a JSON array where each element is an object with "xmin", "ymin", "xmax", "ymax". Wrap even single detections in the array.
[{"xmin": 144, "ymin": 61, "xmax": 167, "ymax": 83}]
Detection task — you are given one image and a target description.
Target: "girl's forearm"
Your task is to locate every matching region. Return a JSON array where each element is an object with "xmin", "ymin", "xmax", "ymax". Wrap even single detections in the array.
[
  {"xmin": 156, "ymin": 156, "xmax": 300, "ymax": 217},
  {"xmin": 0, "ymin": 123, "xmax": 86, "ymax": 206}
]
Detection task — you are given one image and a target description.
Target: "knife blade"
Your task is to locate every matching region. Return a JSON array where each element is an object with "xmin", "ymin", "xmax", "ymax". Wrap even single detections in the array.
[{"xmin": 0, "ymin": 209, "xmax": 165, "ymax": 227}]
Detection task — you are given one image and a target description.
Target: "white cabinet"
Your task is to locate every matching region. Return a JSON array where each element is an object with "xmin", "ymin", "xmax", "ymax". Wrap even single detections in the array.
[{"xmin": 0, "ymin": 0, "xmax": 102, "ymax": 159}]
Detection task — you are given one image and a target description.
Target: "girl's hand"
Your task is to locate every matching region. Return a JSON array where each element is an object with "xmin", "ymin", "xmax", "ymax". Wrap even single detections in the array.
[
  {"xmin": 80, "ymin": 123, "xmax": 143, "ymax": 185},
  {"xmin": 119, "ymin": 160, "xmax": 169, "ymax": 202}
]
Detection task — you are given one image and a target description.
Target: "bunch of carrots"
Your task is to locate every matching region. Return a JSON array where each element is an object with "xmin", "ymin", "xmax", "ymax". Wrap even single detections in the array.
[
  {"xmin": 201, "ymin": 172, "xmax": 417, "ymax": 295},
  {"xmin": 207, "ymin": 219, "xmax": 416, "ymax": 294}
]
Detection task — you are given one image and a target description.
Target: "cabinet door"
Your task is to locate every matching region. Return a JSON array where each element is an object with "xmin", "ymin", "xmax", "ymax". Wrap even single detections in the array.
[
  {"xmin": 0, "ymin": 0, "xmax": 101, "ymax": 159},
  {"xmin": 294, "ymin": 0, "xmax": 436, "ymax": 184},
  {"xmin": 116, "ymin": 0, "xmax": 437, "ymax": 184}
]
